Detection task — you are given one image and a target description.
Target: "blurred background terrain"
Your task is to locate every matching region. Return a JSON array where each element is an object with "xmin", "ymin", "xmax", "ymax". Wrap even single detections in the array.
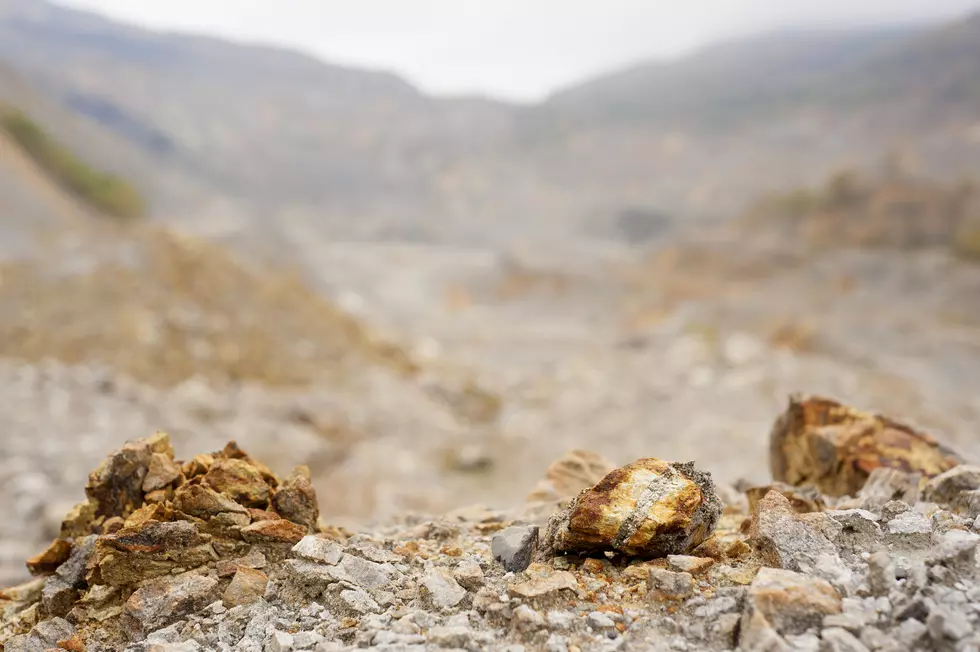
[{"xmin": 1, "ymin": 0, "xmax": 980, "ymax": 586}]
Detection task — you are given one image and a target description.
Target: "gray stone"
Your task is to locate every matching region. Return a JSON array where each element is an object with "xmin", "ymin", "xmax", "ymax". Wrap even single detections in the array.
[
  {"xmin": 858, "ymin": 469, "xmax": 921, "ymax": 508},
  {"xmin": 338, "ymin": 554, "xmax": 396, "ymax": 590},
  {"xmin": 826, "ymin": 511, "xmax": 881, "ymax": 555},
  {"xmin": 491, "ymin": 526, "xmax": 539, "ymax": 573},
  {"xmin": 924, "ymin": 465, "xmax": 980, "ymax": 506},
  {"xmin": 339, "ymin": 588, "xmax": 381, "ymax": 615},
  {"xmin": 267, "ymin": 631, "xmax": 294, "ymax": 652},
  {"xmin": 648, "ymin": 568, "xmax": 695, "ymax": 600},
  {"xmin": 427, "ymin": 624, "xmax": 474, "ymax": 647},
  {"xmin": 41, "ymin": 534, "xmax": 97, "ymax": 617},
  {"xmin": 422, "ymin": 568, "xmax": 467, "ymax": 609},
  {"xmin": 866, "ymin": 551, "xmax": 896, "ymax": 597},
  {"xmin": 926, "ymin": 530, "xmax": 980, "ymax": 577},
  {"xmin": 895, "ymin": 618, "xmax": 928, "ymax": 645},
  {"xmin": 291, "ymin": 536, "xmax": 344, "ymax": 565},
  {"xmin": 927, "ymin": 605, "xmax": 972, "ymax": 642},
  {"xmin": 122, "ymin": 572, "xmax": 219, "ymax": 638},
  {"xmin": 547, "ymin": 610, "xmax": 575, "ymax": 629},
  {"xmin": 884, "ymin": 511, "xmax": 932, "ymax": 550},
  {"xmin": 743, "ymin": 568, "xmax": 843, "ymax": 637},
  {"xmin": 588, "ymin": 611, "xmax": 616, "ymax": 629}
]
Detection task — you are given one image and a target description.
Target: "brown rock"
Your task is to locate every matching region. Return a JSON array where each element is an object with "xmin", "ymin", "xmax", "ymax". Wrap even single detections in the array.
[
  {"xmin": 222, "ymin": 567, "xmax": 268, "ymax": 607},
  {"xmin": 96, "ymin": 521, "xmax": 216, "ymax": 587},
  {"xmin": 741, "ymin": 567, "xmax": 842, "ymax": 637},
  {"xmin": 216, "ymin": 548, "xmax": 268, "ymax": 577},
  {"xmin": 544, "ymin": 458, "xmax": 721, "ymax": 558},
  {"xmin": 271, "ymin": 466, "xmax": 319, "ymax": 531},
  {"xmin": 26, "ymin": 539, "xmax": 72, "ymax": 576},
  {"xmin": 241, "ymin": 519, "xmax": 307, "ymax": 544},
  {"xmin": 202, "ymin": 458, "xmax": 270, "ymax": 508},
  {"xmin": 141, "ymin": 452, "xmax": 182, "ymax": 493},
  {"xmin": 648, "ymin": 568, "xmax": 695, "ymax": 600},
  {"xmin": 182, "ymin": 454, "xmax": 215, "ymax": 479},
  {"xmin": 121, "ymin": 571, "xmax": 219, "ymax": 638},
  {"xmin": 247, "ymin": 508, "xmax": 281, "ymax": 522},
  {"xmin": 173, "ymin": 484, "xmax": 250, "ymax": 521},
  {"xmin": 123, "ymin": 503, "xmax": 172, "ymax": 529},
  {"xmin": 220, "ymin": 441, "xmax": 278, "ymax": 486},
  {"xmin": 745, "ymin": 483, "xmax": 825, "ymax": 514},
  {"xmin": 526, "ymin": 449, "xmax": 617, "ymax": 505},
  {"xmin": 769, "ymin": 394, "xmax": 962, "ymax": 497},
  {"xmin": 57, "ymin": 634, "xmax": 87, "ymax": 651}
]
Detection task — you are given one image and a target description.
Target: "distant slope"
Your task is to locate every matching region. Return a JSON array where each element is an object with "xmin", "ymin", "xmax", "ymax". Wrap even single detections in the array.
[
  {"xmin": 3, "ymin": 0, "xmax": 980, "ymax": 246},
  {"xmin": 542, "ymin": 26, "xmax": 919, "ymax": 129}
]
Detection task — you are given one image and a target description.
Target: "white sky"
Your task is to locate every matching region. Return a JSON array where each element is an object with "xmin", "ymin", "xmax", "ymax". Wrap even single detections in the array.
[{"xmin": 53, "ymin": 0, "xmax": 980, "ymax": 102}]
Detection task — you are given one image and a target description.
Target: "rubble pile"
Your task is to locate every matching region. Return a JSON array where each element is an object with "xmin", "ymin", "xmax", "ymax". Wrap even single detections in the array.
[{"xmin": 2, "ymin": 394, "xmax": 979, "ymax": 651}]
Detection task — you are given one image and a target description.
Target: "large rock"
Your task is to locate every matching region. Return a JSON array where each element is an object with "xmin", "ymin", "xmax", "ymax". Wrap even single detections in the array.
[
  {"xmin": 543, "ymin": 458, "xmax": 721, "ymax": 557},
  {"xmin": 769, "ymin": 394, "xmax": 962, "ymax": 497},
  {"xmin": 271, "ymin": 466, "xmax": 319, "ymax": 531}
]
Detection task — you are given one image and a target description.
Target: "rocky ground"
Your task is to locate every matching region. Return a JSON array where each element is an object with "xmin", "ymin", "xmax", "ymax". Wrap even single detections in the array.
[{"xmin": 2, "ymin": 394, "xmax": 980, "ymax": 652}]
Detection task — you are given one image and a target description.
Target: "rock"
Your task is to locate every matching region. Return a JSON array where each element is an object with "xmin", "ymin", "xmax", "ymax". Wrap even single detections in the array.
[
  {"xmin": 339, "ymin": 588, "xmax": 381, "ymax": 614},
  {"xmin": 820, "ymin": 627, "xmax": 869, "ymax": 652},
  {"xmin": 745, "ymin": 483, "xmax": 826, "ymax": 515},
  {"xmin": 883, "ymin": 511, "xmax": 932, "ymax": 550},
  {"xmin": 865, "ymin": 551, "xmax": 895, "ymax": 597},
  {"xmin": 421, "ymin": 568, "xmax": 466, "ymax": 609},
  {"xmin": 508, "ymin": 570, "xmax": 578, "ymax": 599},
  {"xmin": 222, "ymin": 567, "xmax": 268, "ymax": 607},
  {"xmin": 338, "ymin": 554, "xmax": 396, "ymax": 590},
  {"xmin": 648, "ymin": 568, "xmax": 695, "ymax": 600},
  {"xmin": 587, "ymin": 611, "xmax": 616, "ymax": 629},
  {"xmin": 142, "ymin": 452, "xmax": 182, "ymax": 493},
  {"xmin": 513, "ymin": 604, "xmax": 545, "ymax": 631},
  {"xmin": 41, "ymin": 535, "xmax": 97, "ymax": 617},
  {"xmin": 291, "ymin": 536, "xmax": 344, "ymax": 565},
  {"xmin": 241, "ymin": 519, "xmax": 307, "ymax": 544},
  {"xmin": 269, "ymin": 630, "xmax": 294, "ymax": 652},
  {"xmin": 926, "ymin": 605, "xmax": 972, "ymax": 642},
  {"xmin": 825, "ymin": 510, "xmax": 881, "ymax": 555},
  {"xmin": 666, "ymin": 555, "xmax": 714, "ymax": 575},
  {"xmin": 25, "ymin": 539, "xmax": 72, "ymax": 576},
  {"xmin": 121, "ymin": 572, "xmax": 219, "ymax": 638},
  {"xmin": 96, "ymin": 521, "xmax": 216, "ymax": 587},
  {"xmin": 271, "ymin": 466, "xmax": 319, "ymax": 531},
  {"xmin": 749, "ymin": 490, "xmax": 850, "ymax": 586},
  {"xmin": 202, "ymin": 459, "xmax": 270, "ymax": 508},
  {"xmin": 525, "ymin": 450, "xmax": 617, "ymax": 505},
  {"xmin": 543, "ymin": 458, "xmax": 721, "ymax": 557},
  {"xmin": 925, "ymin": 529, "xmax": 980, "ymax": 577},
  {"xmin": 923, "ymin": 465, "xmax": 980, "ymax": 514},
  {"xmin": 172, "ymin": 484, "xmax": 250, "ymax": 522},
  {"xmin": 856, "ymin": 468, "xmax": 922, "ymax": 508},
  {"xmin": 453, "ymin": 559, "xmax": 485, "ymax": 590},
  {"xmin": 768, "ymin": 395, "xmax": 961, "ymax": 497},
  {"xmin": 743, "ymin": 567, "xmax": 842, "ymax": 637},
  {"xmin": 491, "ymin": 526, "xmax": 539, "ymax": 573}
]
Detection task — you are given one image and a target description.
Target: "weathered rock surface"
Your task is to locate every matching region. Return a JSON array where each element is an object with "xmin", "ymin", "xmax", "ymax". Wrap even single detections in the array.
[
  {"xmin": 544, "ymin": 457, "xmax": 722, "ymax": 557},
  {"xmin": 769, "ymin": 394, "xmax": 963, "ymax": 497}
]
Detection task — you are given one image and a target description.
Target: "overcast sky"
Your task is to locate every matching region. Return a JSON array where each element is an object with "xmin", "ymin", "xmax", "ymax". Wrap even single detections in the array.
[{"xmin": 53, "ymin": 0, "xmax": 980, "ymax": 101}]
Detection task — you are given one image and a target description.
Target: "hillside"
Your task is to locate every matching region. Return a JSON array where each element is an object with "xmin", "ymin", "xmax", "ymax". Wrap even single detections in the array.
[{"xmin": 5, "ymin": 2, "xmax": 980, "ymax": 244}]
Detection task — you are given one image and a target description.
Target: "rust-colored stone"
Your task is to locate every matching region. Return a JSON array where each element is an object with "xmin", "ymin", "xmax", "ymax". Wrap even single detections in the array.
[
  {"xmin": 744, "ymin": 482, "xmax": 825, "ymax": 514},
  {"xmin": 142, "ymin": 452, "xmax": 182, "ymax": 493},
  {"xmin": 241, "ymin": 519, "xmax": 307, "ymax": 544},
  {"xmin": 769, "ymin": 394, "xmax": 962, "ymax": 497},
  {"xmin": 182, "ymin": 454, "xmax": 215, "ymax": 479},
  {"xmin": 202, "ymin": 458, "xmax": 270, "ymax": 508},
  {"xmin": 271, "ymin": 465, "xmax": 319, "ymax": 531},
  {"xmin": 544, "ymin": 458, "xmax": 721, "ymax": 558},
  {"xmin": 26, "ymin": 539, "xmax": 72, "ymax": 576},
  {"xmin": 247, "ymin": 508, "xmax": 281, "ymax": 523},
  {"xmin": 96, "ymin": 521, "xmax": 216, "ymax": 587},
  {"xmin": 222, "ymin": 567, "xmax": 268, "ymax": 607},
  {"xmin": 58, "ymin": 634, "xmax": 87, "ymax": 651},
  {"xmin": 173, "ymin": 484, "xmax": 250, "ymax": 521}
]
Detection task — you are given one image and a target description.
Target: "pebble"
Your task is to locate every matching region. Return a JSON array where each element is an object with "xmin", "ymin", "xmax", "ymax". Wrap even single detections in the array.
[{"xmin": 491, "ymin": 526, "xmax": 539, "ymax": 573}]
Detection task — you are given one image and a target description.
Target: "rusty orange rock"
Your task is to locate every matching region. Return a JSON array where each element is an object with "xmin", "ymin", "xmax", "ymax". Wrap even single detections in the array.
[
  {"xmin": 25, "ymin": 539, "xmax": 72, "ymax": 576},
  {"xmin": 544, "ymin": 458, "xmax": 721, "ymax": 558},
  {"xmin": 769, "ymin": 394, "xmax": 963, "ymax": 497}
]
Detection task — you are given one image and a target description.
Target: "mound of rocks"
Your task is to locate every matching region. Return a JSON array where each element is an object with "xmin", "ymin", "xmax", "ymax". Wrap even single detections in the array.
[{"xmin": 2, "ymin": 395, "xmax": 979, "ymax": 651}]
